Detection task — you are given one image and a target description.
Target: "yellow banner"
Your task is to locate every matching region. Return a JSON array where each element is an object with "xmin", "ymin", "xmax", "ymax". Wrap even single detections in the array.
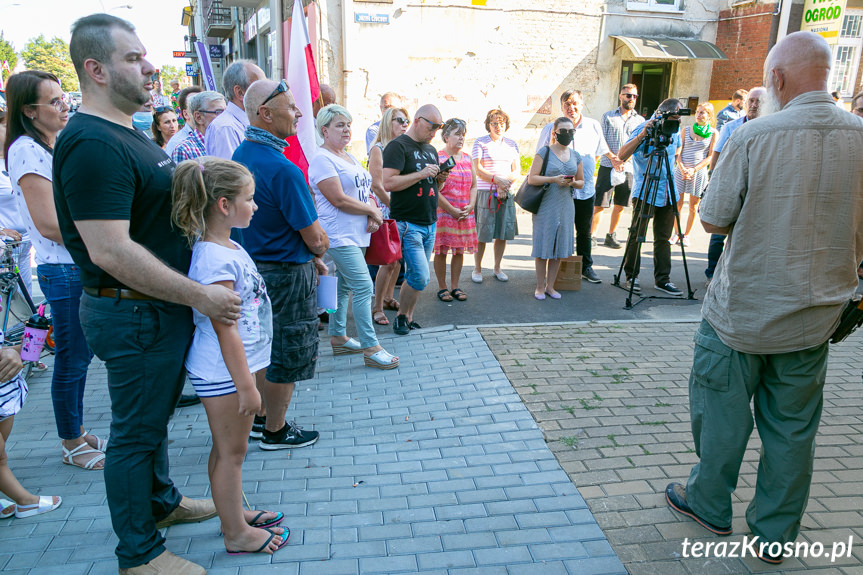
[{"xmin": 801, "ymin": 0, "xmax": 848, "ymax": 45}]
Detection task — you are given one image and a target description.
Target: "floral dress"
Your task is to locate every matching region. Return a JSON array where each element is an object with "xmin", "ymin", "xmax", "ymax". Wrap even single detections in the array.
[{"xmin": 434, "ymin": 151, "xmax": 477, "ymax": 255}]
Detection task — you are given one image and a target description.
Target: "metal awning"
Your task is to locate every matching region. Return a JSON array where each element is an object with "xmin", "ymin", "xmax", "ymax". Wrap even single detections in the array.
[{"xmin": 611, "ymin": 36, "xmax": 728, "ymax": 60}]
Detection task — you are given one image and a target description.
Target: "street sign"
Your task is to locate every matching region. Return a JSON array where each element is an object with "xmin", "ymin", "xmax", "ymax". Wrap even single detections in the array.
[
  {"xmin": 355, "ymin": 13, "xmax": 389, "ymax": 23},
  {"xmin": 186, "ymin": 63, "xmax": 197, "ymax": 77},
  {"xmin": 174, "ymin": 51, "xmax": 195, "ymax": 58},
  {"xmin": 208, "ymin": 45, "xmax": 225, "ymax": 59}
]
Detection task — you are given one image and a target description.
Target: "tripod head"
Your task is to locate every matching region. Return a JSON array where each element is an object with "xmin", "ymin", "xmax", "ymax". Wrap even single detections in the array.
[{"xmin": 644, "ymin": 108, "xmax": 691, "ymax": 151}]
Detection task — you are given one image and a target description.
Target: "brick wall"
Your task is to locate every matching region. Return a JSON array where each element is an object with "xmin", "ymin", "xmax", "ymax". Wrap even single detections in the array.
[{"xmin": 709, "ymin": 3, "xmax": 778, "ymax": 99}]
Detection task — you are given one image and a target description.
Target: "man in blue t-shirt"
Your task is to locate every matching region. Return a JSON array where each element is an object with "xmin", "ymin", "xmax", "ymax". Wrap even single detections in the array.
[
  {"xmin": 233, "ymin": 79, "xmax": 329, "ymax": 451},
  {"xmin": 617, "ymin": 98, "xmax": 685, "ymax": 296}
]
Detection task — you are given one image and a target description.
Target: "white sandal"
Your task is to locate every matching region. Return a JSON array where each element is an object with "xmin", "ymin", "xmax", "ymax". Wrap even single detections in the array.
[
  {"xmin": 364, "ymin": 349, "xmax": 399, "ymax": 370},
  {"xmin": 14, "ymin": 495, "xmax": 62, "ymax": 518},
  {"xmin": 0, "ymin": 498, "xmax": 15, "ymax": 519},
  {"xmin": 83, "ymin": 430, "xmax": 108, "ymax": 452},
  {"xmin": 62, "ymin": 442, "xmax": 106, "ymax": 471}
]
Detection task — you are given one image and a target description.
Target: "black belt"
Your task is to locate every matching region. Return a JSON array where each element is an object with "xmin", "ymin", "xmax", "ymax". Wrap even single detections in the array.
[{"xmin": 83, "ymin": 286, "xmax": 154, "ymax": 301}]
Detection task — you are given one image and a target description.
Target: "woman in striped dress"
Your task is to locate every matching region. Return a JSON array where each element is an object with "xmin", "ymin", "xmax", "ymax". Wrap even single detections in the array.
[
  {"xmin": 471, "ymin": 109, "xmax": 520, "ymax": 283},
  {"xmin": 672, "ymin": 103, "xmax": 715, "ymax": 247},
  {"xmin": 433, "ymin": 119, "xmax": 477, "ymax": 302}
]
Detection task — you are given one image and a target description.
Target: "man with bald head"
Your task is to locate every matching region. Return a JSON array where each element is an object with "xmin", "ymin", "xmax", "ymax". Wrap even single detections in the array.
[
  {"xmin": 232, "ymin": 79, "xmax": 329, "ymax": 449},
  {"xmin": 205, "ymin": 59, "xmax": 266, "ymax": 159},
  {"xmin": 382, "ymin": 104, "xmax": 443, "ymax": 334},
  {"xmin": 666, "ymin": 32, "xmax": 863, "ymax": 564}
]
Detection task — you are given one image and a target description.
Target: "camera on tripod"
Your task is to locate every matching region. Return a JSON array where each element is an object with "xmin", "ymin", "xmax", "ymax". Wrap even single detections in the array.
[{"xmin": 645, "ymin": 108, "xmax": 691, "ymax": 150}]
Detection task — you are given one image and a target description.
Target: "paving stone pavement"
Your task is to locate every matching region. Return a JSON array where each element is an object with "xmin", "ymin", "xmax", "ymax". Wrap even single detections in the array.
[
  {"xmin": 482, "ymin": 321, "xmax": 863, "ymax": 575},
  {"xmin": 0, "ymin": 327, "xmax": 625, "ymax": 575}
]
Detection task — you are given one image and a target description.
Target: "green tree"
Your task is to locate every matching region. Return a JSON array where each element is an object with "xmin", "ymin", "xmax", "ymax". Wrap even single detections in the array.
[
  {"xmin": 158, "ymin": 65, "xmax": 188, "ymax": 93},
  {"xmin": 20, "ymin": 35, "xmax": 78, "ymax": 92},
  {"xmin": 0, "ymin": 32, "xmax": 17, "ymax": 85}
]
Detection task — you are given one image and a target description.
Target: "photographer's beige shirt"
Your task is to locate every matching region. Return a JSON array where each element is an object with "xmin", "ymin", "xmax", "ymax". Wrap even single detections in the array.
[{"xmin": 700, "ymin": 91, "xmax": 863, "ymax": 354}]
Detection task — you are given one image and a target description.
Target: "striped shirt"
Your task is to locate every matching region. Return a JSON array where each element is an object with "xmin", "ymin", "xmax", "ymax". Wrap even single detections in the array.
[
  {"xmin": 471, "ymin": 135, "xmax": 519, "ymax": 192},
  {"xmin": 599, "ymin": 108, "xmax": 644, "ymax": 168},
  {"xmin": 172, "ymin": 129, "xmax": 206, "ymax": 164}
]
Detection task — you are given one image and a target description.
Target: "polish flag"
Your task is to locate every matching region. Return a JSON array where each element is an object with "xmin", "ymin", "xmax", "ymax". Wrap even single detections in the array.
[{"xmin": 283, "ymin": 0, "xmax": 321, "ymax": 182}]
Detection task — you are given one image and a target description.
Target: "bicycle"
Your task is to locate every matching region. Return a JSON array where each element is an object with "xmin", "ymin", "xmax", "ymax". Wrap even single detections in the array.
[{"xmin": 0, "ymin": 238, "xmax": 53, "ymax": 380}]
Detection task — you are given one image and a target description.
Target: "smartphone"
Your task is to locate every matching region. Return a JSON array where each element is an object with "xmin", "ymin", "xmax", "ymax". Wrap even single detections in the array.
[
  {"xmin": 563, "ymin": 175, "xmax": 575, "ymax": 180},
  {"xmin": 439, "ymin": 156, "xmax": 456, "ymax": 172}
]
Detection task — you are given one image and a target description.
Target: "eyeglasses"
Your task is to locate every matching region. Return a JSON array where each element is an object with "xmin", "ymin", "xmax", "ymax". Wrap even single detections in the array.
[
  {"xmin": 489, "ymin": 120, "xmax": 506, "ymax": 127},
  {"xmin": 417, "ymin": 116, "xmax": 443, "ymax": 130},
  {"xmin": 621, "ymin": 94, "xmax": 638, "ymax": 99},
  {"xmin": 854, "ymin": 107, "xmax": 863, "ymax": 114},
  {"xmin": 393, "ymin": 117, "xmax": 410, "ymax": 126},
  {"xmin": 198, "ymin": 109, "xmax": 225, "ymax": 116},
  {"xmin": 260, "ymin": 79, "xmax": 289, "ymax": 111},
  {"xmin": 30, "ymin": 97, "xmax": 68, "ymax": 113}
]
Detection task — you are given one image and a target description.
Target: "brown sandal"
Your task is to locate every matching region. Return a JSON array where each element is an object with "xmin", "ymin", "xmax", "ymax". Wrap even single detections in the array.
[{"xmin": 383, "ymin": 298, "xmax": 400, "ymax": 311}]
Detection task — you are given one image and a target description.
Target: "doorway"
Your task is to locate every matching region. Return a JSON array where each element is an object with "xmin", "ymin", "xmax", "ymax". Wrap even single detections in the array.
[{"xmin": 620, "ymin": 61, "xmax": 671, "ymax": 118}]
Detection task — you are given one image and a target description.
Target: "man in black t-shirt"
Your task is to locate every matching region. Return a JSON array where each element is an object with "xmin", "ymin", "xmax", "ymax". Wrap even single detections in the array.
[
  {"xmin": 382, "ymin": 104, "xmax": 444, "ymax": 335},
  {"xmin": 54, "ymin": 14, "xmax": 241, "ymax": 574}
]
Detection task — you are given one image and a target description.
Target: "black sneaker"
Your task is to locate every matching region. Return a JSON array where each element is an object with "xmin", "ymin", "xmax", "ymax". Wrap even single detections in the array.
[
  {"xmin": 665, "ymin": 483, "xmax": 732, "ymax": 536},
  {"xmin": 582, "ymin": 267, "xmax": 602, "ymax": 284},
  {"xmin": 250, "ymin": 415, "xmax": 266, "ymax": 440},
  {"xmin": 625, "ymin": 278, "xmax": 641, "ymax": 293},
  {"xmin": 756, "ymin": 544, "xmax": 785, "ymax": 565},
  {"xmin": 655, "ymin": 282, "xmax": 683, "ymax": 296},
  {"xmin": 259, "ymin": 421, "xmax": 319, "ymax": 450},
  {"xmin": 408, "ymin": 320, "xmax": 422, "ymax": 330},
  {"xmin": 603, "ymin": 233, "xmax": 622, "ymax": 249},
  {"xmin": 393, "ymin": 314, "xmax": 410, "ymax": 335}
]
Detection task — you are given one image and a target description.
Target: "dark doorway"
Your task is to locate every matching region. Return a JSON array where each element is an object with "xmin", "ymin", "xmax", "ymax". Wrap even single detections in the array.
[{"xmin": 620, "ymin": 61, "xmax": 671, "ymax": 118}]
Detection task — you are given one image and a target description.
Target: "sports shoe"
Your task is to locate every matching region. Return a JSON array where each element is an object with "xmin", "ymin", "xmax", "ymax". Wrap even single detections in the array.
[
  {"xmin": 471, "ymin": 270, "xmax": 483, "ymax": 284},
  {"xmin": 591, "ymin": 237, "xmax": 597, "ymax": 247},
  {"xmin": 665, "ymin": 483, "xmax": 732, "ymax": 536},
  {"xmin": 681, "ymin": 236, "xmax": 690, "ymax": 247},
  {"xmin": 250, "ymin": 415, "xmax": 266, "ymax": 440},
  {"xmin": 393, "ymin": 314, "xmax": 410, "ymax": 335},
  {"xmin": 119, "ymin": 550, "xmax": 206, "ymax": 575},
  {"xmin": 603, "ymin": 233, "xmax": 622, "ymax": 249},
  {"xmin": 259, "ymin": 421, "xmax": 319, "ymax": 450},
  {"xmin": 655, "ymin": 282, "xmax": 683, "ymax": 296},
  {"xmin": 582, "ymin": 267, "xmax": 602, "ymax": 284},
  {"xmin": 625, "ymin": 278, "xmax": 641, "ymax": 293}
]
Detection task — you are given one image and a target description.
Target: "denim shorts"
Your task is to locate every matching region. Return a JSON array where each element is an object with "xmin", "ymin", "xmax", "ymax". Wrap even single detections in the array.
[
  {"xmin": 256, "ymin": 260, "xmax": 319, "ymax": 384},
  {"xmin": 396, "ymin": 221, "xmax": 436, "ymax": 291}
]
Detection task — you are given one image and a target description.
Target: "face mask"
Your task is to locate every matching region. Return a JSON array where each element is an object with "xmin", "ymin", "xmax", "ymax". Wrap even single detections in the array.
[{"xmin": 556, "ymin": 131, "xmax": 573, "ymax": 146}]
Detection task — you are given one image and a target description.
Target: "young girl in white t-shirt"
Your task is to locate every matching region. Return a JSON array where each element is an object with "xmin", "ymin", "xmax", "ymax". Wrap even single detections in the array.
[{"xmin": 171, "ymin": 157, "xmax": 287, "ymax": 556}]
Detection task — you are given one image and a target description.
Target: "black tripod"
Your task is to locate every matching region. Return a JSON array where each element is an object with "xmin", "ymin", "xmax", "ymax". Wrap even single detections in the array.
[{"xmin": 612, "ymin": 144, "xmax": 696, "ymax": 309}]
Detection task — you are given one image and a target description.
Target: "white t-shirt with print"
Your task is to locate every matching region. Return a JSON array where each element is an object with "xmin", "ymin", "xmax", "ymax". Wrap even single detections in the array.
[
  {"xmin": 309, "ymin": 148, "xmax": 373, "ymax": 249},
  {"xmin": 8, "ymin": 136, "xmax": 74, "ymax": 265},
  {"xmin": 185, "ymin": 240, "xmax": 272, "ymax": 383}
]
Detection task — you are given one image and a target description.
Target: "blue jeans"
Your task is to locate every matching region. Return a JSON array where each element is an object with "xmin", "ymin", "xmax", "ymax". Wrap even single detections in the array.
[
  {"xmin": 37, "ymin": 264, "xmax": 94, "ymax": 440},
  {"xmin": 396, "ymin": 221, "xmax": 436, "ymax": 291},
  {"xmin": 328, "ymin": 246, "xmax": 378, "ymax": 348},
  {"xmin": 79, "ymin": 294, "xmax": 192, "ymax": 568}
]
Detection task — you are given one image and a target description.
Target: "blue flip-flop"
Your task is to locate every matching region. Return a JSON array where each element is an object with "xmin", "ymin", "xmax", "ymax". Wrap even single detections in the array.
[
  {"xmin": 249, "ymin": 510, "xmax": 284, "ymax": 529},
  {"xmin": 226, "ymin": 526, "xmax": 290, "ymax": 555}
]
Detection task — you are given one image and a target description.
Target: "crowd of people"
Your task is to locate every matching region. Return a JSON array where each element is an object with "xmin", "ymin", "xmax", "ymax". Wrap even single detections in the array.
[{"xmin": 0, "ymin": 9, "xmax": 862, "ymax": 574}]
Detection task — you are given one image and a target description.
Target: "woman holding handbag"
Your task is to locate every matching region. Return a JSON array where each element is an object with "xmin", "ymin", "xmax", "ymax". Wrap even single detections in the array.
[
  {"xmin": 309, "ymin": 105, "xmax": 398, "ymax": 369},
  {"xmin": 433, "ymin": 118, "xmax": 477, "ymax": 302},
  {"xmin": 527, "ymin": 117, "xmax": 583, "ymax": 300}
]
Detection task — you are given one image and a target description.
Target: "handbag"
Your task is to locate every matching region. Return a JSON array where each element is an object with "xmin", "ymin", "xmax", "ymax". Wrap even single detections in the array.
[
  {"xmin": 514, "ymin": 146, "xmax": 552, "ymax": 214},
  {"xmin": 365, "ymin": 219, "xmax": 401, "ymax": 265}
]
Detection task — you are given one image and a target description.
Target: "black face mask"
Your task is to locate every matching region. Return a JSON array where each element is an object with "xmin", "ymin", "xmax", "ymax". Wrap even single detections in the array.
[{"xmin": 556, "ymin": 130, "xmax": 574, "ymax": 146}]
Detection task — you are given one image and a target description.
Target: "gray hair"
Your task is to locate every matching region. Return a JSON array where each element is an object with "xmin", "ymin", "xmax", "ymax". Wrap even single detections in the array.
[
  {"xmin": 316, "ymin": 104, "xmax": 353, "ymax": 140},
  {"xmin": 222, "ymin": 60, "xmax": 257, "ymax": 98},
  {"xmin": 189, "ymin": 91, "xmax": 225, "ymax": 114},
  {"xmin": 70, "ymin": 14, "xmax": 136, "ymax": 85}
]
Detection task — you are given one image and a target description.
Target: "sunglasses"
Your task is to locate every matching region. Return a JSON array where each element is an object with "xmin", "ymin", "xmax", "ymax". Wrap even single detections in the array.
[
  {"xmin": 418, "ymin": 116, "xmax": 443, "ymax": 130},
  {"xmin": 153, "ymin": 106, "xmax": 174, "ymax": 113},
  {"xmin": 393, "ymin": 117, "xmax": 410, "ymax": 126},
  {"xmin": 556, "ymin": 129, "xmax": 575, "ymax": 135},
  {"xmin": 260, "ymin": 79, "xmax": 289, "ymax": 110},
  {"xmin": 621, "ymin": 94, "xmax": 638, "ymax": 99}
]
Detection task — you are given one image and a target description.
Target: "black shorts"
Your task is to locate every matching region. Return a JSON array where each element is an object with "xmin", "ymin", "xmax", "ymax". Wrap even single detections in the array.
[
  {"xmin": 594, "ymin": 165, "xmax": 634, "ymax": 208},
  {"xmin": 257, "ymin": 260, "xmax": 319, "ymax": 384}
]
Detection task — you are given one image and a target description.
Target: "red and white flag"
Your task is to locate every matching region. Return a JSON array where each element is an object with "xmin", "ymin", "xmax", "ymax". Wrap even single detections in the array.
[{"xmin": 283, "ymin": 0, "xmax": 321, "ymax": 182}]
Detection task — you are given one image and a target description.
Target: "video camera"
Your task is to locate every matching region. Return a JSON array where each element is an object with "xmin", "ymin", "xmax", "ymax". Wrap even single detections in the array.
[{"xmin": 645, "ymin": 108, "xmax": 691, "ymax": 150}]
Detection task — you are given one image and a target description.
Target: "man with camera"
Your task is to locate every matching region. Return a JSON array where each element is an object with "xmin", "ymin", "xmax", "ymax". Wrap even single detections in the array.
[
  {"xmin": 664, "ymin": 32, "xmax": 863, "ymax": 564},
  {"xmin": 616, "ymin": 98, "xmax": 686, "ymax": 296}
]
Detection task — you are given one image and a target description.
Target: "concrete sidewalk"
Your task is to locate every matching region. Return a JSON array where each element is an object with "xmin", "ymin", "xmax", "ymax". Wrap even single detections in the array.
[{"xmin": 0, "ymin": 327, "xmax": 624, "ymax": 575}]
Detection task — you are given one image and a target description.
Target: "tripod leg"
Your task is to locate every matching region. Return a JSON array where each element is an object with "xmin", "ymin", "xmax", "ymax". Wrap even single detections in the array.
[{"xmin": 662, "ymin": 152, "xmax": 695, "ymax": 298}]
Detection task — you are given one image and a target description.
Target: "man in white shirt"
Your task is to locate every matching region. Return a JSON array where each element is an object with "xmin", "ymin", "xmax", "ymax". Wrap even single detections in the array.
[
  {"xmin": 204, "ymin": 59, "xmax": 266, "ymax": 160},
  {"xmin": 365, "ymin": 92, "xmax": 403, "ymax": 153}
]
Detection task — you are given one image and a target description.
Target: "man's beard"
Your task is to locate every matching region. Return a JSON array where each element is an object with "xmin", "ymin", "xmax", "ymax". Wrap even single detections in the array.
[
  {"xmin": 108, "ymin": 69, "xmax": 151, "ymax": 113},
  {"xmin": 623, "ymin": 100, "xmax": 636, "ymax": 111},
  {"xmin": 759, "ymin": 83, "xmax": 782, "ymax": 117}
]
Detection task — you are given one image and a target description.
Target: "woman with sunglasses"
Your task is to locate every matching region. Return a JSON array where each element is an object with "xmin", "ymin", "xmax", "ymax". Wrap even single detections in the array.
[
  {"xmin": 3, "ymin": 71, "xmax": 100, "ymax": 471},
  {"xmin": 151, "ymin": 106, "xmax": 179, "ymax": 149},
  {"xmin": 368, "ymin": 106, "xmax": 410, "ymax": 325},
  {"xmin": 433, "ymin": 118, "xmax": 477, "ymax": 302},
  {"xmin": 527, "ymin": 117, "xmax": 584, "ymax": 300},
  {"xmin": 471, "ymin": 109, "xmax": 520, "ymax": 284}
]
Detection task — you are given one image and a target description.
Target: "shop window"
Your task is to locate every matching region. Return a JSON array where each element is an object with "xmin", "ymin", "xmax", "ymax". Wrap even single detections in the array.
[
  {"xmin": 626, "ymin": 0, "xmax": 683, "ymax": 13},
  {"xmin": 829, "ymin": 11, "xmax": 863, "ymax": 96}
]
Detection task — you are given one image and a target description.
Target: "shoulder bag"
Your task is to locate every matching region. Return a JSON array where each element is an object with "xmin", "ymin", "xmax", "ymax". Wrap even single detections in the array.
[
  {"xmin": 365, "ymin": 219, "xmax": 401, "ymax": 266},
  {"xmin": 514, "ymin": 146, "xmax": 552, "ymax": 215}
]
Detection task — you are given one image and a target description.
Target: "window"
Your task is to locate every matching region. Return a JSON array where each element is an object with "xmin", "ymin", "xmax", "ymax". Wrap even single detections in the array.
[
  {"xmin": 626, "ymin": 0, "xmax": 683, "ymax": 13},
  {"xmin": 829, "ymin": 11, "xmax": 863, "ymax": 96}
]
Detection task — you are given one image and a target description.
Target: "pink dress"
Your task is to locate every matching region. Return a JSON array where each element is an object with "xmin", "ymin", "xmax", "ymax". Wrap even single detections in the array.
[{"xmin": 434, "ymin": 151, "xmax": 478, "ymax": 255}]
